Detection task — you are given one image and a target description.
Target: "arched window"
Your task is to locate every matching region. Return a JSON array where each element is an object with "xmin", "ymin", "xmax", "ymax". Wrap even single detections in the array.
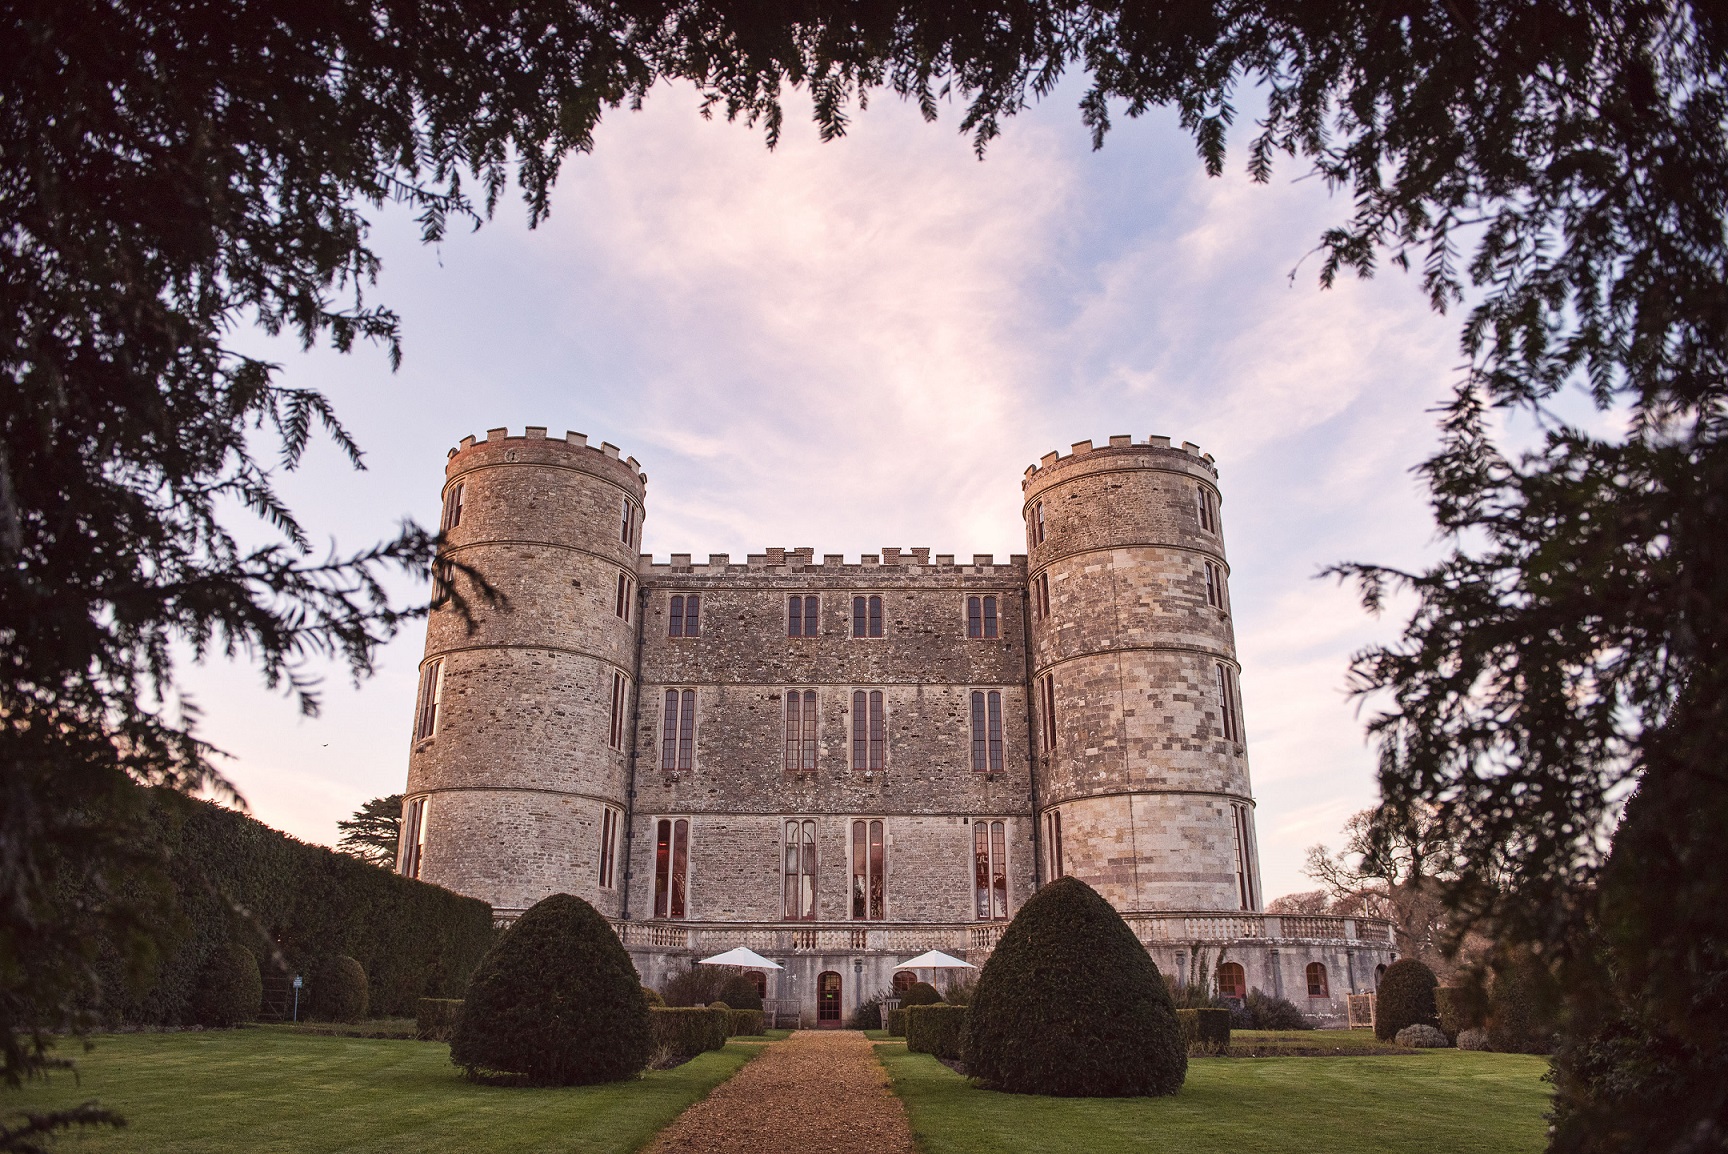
[
  {"xmin": 1375, "ymin": 963, "xmax": 1388, "ymax": 986},
  {"xmin": 748, "ymin": 971, "xmax": 767, "ymax": 999},
  {"xmin": 1217, "ymin": 961, "xmax": 1246, "ymax": 1001},
  {"xmin": 1306, "ymin": 962, "xmax": 1329, "ymax": 998},
  {"xmin": 892, "ymin": 971, "xmax": 917, "ymax": 994}
]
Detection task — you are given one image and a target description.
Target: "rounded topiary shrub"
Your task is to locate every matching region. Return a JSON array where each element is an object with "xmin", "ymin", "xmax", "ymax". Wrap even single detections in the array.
[
  {"xmin": 963, "ymin": 876, "xmax": 1186, "ymax": 1097},
  {"xmin": 451, "ymin": 893, "xmax": 651, "ymax": 1085},
  {"xmin": 642, "ymin": 986, "xmax": 666, "ymax": 1007},
  {"xmin": 1396, "ymin": 1023, "xmax": 1451, "ymax": 1048},
  {"xmin": 900, "ymin": 981, "xmax": 942, "ymax": 1007},
  {"xmin": 1375, "ymin": 959, "xmax": 1439, "ymax": 1041},
  {"xmin": 716, "ymin": 973, "xmax": 763, "ymax": 1011},
  {"xmin": 191, "ymin": 942, "xmax": 262, "ymax": 1027},
  {"xmin": 310, "ymin": 955, "xmax": 369, "ymax": 1023}
]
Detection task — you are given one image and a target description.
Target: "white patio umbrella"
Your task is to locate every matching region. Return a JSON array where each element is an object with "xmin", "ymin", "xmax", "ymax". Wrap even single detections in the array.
[
  {"xmin": 696, "ymin": 946, "xmax": 784, "ymax": 970},
  {"xmin": 893, "ymin": 950, "xmax": 975, "ymax": 972}
]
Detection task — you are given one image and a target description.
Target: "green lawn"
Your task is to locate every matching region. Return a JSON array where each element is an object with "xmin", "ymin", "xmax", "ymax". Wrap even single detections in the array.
[
  {"xmin": 878, "ymin": 1044, "xmax": 1552, "ymax": 1154},
  {"xmin": 6, "ymin": 1028, "xmax": 760, "ymax": 1153}
]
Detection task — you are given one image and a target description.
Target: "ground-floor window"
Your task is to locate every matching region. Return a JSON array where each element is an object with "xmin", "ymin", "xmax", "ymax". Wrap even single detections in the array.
[
  {"xmin": 1217, "ymin": 961, "xmax": 1247, "ymax": 1001},
  {"xmin": 973, "ymin": 820, "xmax": 1009, "ymax": 920},
  {"xmin": 654, "ymin": 818, "xmax": 690, "ymax": 919},
  {"xmin": 1307, "ymin": 962, "xmax": 1329, "ymax": 998},
  {"xmin": 892, "ymin": 971, "xmax": 917, "ymax": 995}
]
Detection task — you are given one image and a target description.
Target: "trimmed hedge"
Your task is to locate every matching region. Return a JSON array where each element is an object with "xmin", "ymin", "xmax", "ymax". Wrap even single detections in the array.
[
  {"xmin": 1487, "ymin": 954, "xmax": 1559, "ymax": 1054},
  {"xmin": 1375, "ymin": 959, "xmax": 1439, "ymax": 1041},
  {"xmin": 887, "ymin": 1008, "xmax": 907, "ymax": 1037},
  {"xmin": 642, "ymin": 986, "xmax": 666, "ymax": 1007},
  {"xmin": 906, "ymin": 1005, "xmax": 968, "ymax": 1061},
  {"xmin": 91, "ymin": 796, "xmax": 492, "ymax": 1025},
  {"xmin": 451, "ymin": 894, "xmax": 652, "ymax": 1085},
  {"xmin": 310, "ymin": 954, "xmax": 369, "ymax": 1022},
  {"xmin": 1436, "ymin": 984, "xmax": 1488, "ymax": 1041},
  {"xmin": 963, "ymin": 876, "xmax": 1187, "ymax": 1097},
  {"xmin": 417, "ymin": 997, "xmax": 463, "ymax": 1041},
  {"xmin": 1177, "ymin": 1008, "xmax": 1231, "ymax": 1055},
  {"xmin": 651, "ymin": 1007, "xmax": 730, "ymax": 1060},
  {"xmin": 190, "ymin": 942, "xmax": 262, "ymax": 1027},
  {"xmin": 727, "ymin": 1009, "xmax": 765, "ymax": 1037},
  {"xmin": 900, "ymin": 981, "xmax": 942, "ymax": 1007},
  {"xmin": 716, "ymin": 973, "xmax": 764, "ymax": 1011}
]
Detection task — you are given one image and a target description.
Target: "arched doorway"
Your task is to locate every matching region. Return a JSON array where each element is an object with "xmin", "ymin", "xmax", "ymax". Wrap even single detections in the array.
[{"xmin": 817, "ymin": 971, "xmax": 843, "ymax": 1026}]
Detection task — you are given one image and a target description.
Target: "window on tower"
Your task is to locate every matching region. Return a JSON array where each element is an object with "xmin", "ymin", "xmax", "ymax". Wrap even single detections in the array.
[
  {"xmin": 1034, "ymin": 571, "xmax": 1051, "ymax": 619},
  {"xmin": 619, "ymin": 495, "xmax": 638, "ymax": 545},
  {"xmin": 661, "ymin": 689, "xmax": 696, "ymax": 771},
  {"xmin": 598, "ymin": 805, "xmax": 621, "ymax": 889},
  {"xmin": 668, "ymin": 593, "xmax": 700, "ymax": 637},
  {"xmin": 966, "ymin": 595, "xmax": 999, "ymax": 638},
  {"xmin": 608, "ymin": 670, "xmax": 629, "ymax": 751},
  {"xmin": 1216, "ymin": 662, "xmax": 1244, "ymax": 744},
  {"xmin": 399, "ymin": 796, "xmax": 429, "ymax": 879},
  {"xmin": 439, "ymin": 481, "xmax": 464, "ymax": 532},
  {"xmin": 614, "ymin": 572, "xmax": 633, "ymax": 621},
  {"xmin": 970, "ymin": 690, "xmax": 1004, "ymax": 773},
  {"xmin": 1197, "ymin": 485, "xmax": 1219, "ymax": 534},
  {"xmin": 1043, "ymin": 809, "xmax": 1065, "ymax": 879},
  {"xmin": 1031, "ymin": 501, "xmax": 1046, "ymax": 545},
  {"xmin": 1204, "ymin": 561, "xmax": 1228, "ymax": 612},
  {"xmin": 414, "ymin": 660, "xmax": 444, "ymax": 741},
  {"xmin": 1037, "ymin": 673, "xmax": 1057, "ymax": 751},
  {"xmin": 1231, "ymin": 802, "xmax": 1259, "ymax": 911}
]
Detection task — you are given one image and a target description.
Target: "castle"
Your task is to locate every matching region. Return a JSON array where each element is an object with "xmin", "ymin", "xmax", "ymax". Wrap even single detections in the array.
[{"xmin": 397, "ymin": 426, "xmax": 1395, "ymax": 1024}]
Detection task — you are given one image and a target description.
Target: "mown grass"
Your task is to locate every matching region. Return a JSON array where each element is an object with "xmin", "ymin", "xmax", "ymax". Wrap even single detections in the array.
[
  {"xmin": 6, "ymin": 1028, "xmax": 761, "ymax": 1153},
  {"xmin": 878, "ymin": 1043, "xmax": 1552, "ymax": 1154},
  {"xmin": 1228, "ymin": 1028, "xmax": 1411, "ymax": 1056}
]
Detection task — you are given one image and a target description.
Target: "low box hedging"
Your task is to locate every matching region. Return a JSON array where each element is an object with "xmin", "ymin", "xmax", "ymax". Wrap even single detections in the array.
[
  {"xmin": 651, "ymin": 1006, "xmax": 729, "ymax": 1059},
  {"xmin": 1177, "ymin": 1007, "xmax": 1232, "ymax": 1055},
  {"xmin": 727, "ymin": 1009, "xmax": 765, "ymax": 1037},
  {"xmin": 417, "ymin": 997, "xmax": 463, "ymax": 1041},
  {"xmin": 906, "ymin": 1005, "xmax": 968, "ymax": 1061},
  {"xmin": 90, "ymin": 796, "xmax": 493, "ymax": 1025},
  {"xmin": 887, "ymin": 1008, "xmax": 908, "ymax": 1037}
]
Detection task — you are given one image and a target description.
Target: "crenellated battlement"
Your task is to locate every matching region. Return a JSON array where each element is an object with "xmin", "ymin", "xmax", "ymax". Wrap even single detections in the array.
[
  {"xmin": 1021, "ymin": 434, "xmax": 1216, "ymax": 490},
  {"xmin": 638, "ymin": 547, "xmax": 1027, "ymax": 579},
  {"xmin": 447, "ymin": 425, "xmax": 647, "ymax": 485}
]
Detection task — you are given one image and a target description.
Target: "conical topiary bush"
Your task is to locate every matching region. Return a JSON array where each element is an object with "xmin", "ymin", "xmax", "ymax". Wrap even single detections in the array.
[
  {"xmin": 451, "ymin": 893, "xmax": 651, "ymax": 1084},
  {"xmin": 962, "ymin": 876, "xmax": 1186, "ymax": 1096}
]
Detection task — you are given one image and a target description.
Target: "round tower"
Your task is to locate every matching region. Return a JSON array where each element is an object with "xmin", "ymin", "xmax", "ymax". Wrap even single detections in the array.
[
  {"xmin": 1023, "ymin": 435, "xmax": 1261, "ymax": 914},
  {"xmin": 401, "ymin": 426, "xmax": 645, "ymax": 918}
]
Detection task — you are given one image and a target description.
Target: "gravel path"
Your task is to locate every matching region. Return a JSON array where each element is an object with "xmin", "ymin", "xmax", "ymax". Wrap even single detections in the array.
[{"xmin": 642, "ymin": 1030, "xmax": 916, "ymax": 1154}]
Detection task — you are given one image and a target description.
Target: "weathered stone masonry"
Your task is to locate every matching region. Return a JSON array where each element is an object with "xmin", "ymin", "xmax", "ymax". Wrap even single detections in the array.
[{"xmin": 400, "ymin": 426, "xmax": 1395, "ymax": 1024}]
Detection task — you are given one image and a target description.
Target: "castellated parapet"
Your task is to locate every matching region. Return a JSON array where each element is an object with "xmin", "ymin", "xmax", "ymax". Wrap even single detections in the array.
[{"xmin": 400, "ymin": 428, "xmax": 1393, "ymax": 1026}]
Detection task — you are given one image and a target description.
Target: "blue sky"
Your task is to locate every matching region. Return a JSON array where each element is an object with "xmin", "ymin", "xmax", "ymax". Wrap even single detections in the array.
[{"xmin": 187, "ymin": 79, "xmax": 1464, "ymax": 901}]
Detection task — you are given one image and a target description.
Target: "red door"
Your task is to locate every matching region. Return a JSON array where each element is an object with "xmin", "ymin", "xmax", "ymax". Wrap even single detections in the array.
[{"xmin": 817, "ymin": 971, "xmax": 842, "ymax": 1027}]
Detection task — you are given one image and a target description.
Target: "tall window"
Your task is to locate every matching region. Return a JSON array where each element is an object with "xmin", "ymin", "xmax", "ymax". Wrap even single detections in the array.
[
  {"xmin": 620, "ymin": 495, "xmax": 638, "ymax": 545},
  {"xmin": 1044, "ymin": 810, "xmax": 1065, "ymax": 879},
  {"xmin": 1204, "ymin": 561, "xmax": 1228, "ymax": 610},
  {"xmin": 1306, "ymin": 962, "xmax": 1329, "ymax": 998},
  {"xmin": 973, "ymin": 820, "xmax": 1009, "ymax": 920},
  {"xmin": 661, "ymin": 689, "xmax": 696, "ymax": 771},
  {"xmin": 414, "ymin": 660, "xmax": 444, "ymax": 740},
  {"xmin": 598, "ymin": 806, "xmax": 621, "ymax": 888},
  {"xmin": 966, "ymin": 595, "xmax": 999, "ymax": 638},
  {"xmin": 970, "ymin": 690, "xmax": 1004, "ymax": 773},
  {"xmin": 1032, "ymin": 501, "xmax": 1046, "ymax": 545},
  {"xmin": 1231, "ymin": 802, "xmax": 1259, "ymax": 910},
  {"xmin": 784, "ymin": 689, "xmax": 818, "ymax": 771},
  {"xmin": 1197, "ymin": 485, "xmax": 1219, "ymax": 533},
  {"xmin": 1034, "ymin": 571, "xmax": 1051, "ymax": 618},
  {"xmin": 851, "ymin": 690, "xmax": 886, "ymax": 770},
  {"xmin": 1037, "ymin": 673, "xmax": 1057, "ymax": 751},
  {"xmin": 783, "ymin": 819, "xmax": 817, "ymax": 920},
  {"xmin": 614, "ymin": 572, "xmax": 633, "ymax": 621},
  {"xmin": 668, "ymin": 593, "xmax": 700, "ymax": 637},
  {"xmin": 439, "ymin": 481, "xmax": 464, "ymax": 532},
  {"xmin": 653, "ymin": 818, "xmax": 690, "ymax": 919},
  {"xmin": 1217, "ymin": 961, "xmax": 1246, "ymax": 1001},
  {"xmin": 788, "ymin": 594, "xmax": 820, "ymax": 636},
  {"xmin": 1217, "ymin": 663, "xmax": 1243, "ymax": 743},
  {"xmin": 851, "ymin": 594, "xmax": 884, "ymax": 637},
  {"xmin": 608, "ymin": 671, "xmax": 629, "ymax": 751},
  {"xmin": 850, "ymin": 819, "xmax": 885, "ymax": 920},
  {"xmin": 399, "ymin": 796, "xmax": 429, "ymax": 879}
]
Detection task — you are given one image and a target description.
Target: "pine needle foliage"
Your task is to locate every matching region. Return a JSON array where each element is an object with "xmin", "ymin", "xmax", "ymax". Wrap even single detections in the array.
[{"xmin": 963, "ymin": 877, "xmax": 1185, "ymax": 1097}]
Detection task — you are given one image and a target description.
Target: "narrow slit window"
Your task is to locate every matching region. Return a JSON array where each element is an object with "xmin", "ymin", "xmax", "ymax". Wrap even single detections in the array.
[
  {"xmin": 783, "ymin": 819, "xmax": 817, "ymax": 920},
  {"xmin": 970, "ymin": 690, "xmax": 1004, "ymax": 772},
  {"xmin": 620, "ymin": 496, "xmax": 635, "ymax": 545},
  {"xmin": 614, "ymin": 572, "xmax": 633, "ymax": 621},
  {"xmin": 399, "ymin": 796, "xmax": 429, "ymax": 879},
  {"xmin": 414, "ymin": 660, "xmax": 444, "ymax": 741},
  {"xmin": 973, "ymin": 820, "xmax": 1010, "ymax": 920},
  {"xmin": 1232, "ymin": 802, "xmax": 1259, "ymax": 910},
  {"xmin": 1038, "ymin": 673, "xmax": 1057, "ymax": 751},
  {"xmin": 1197, "ymin": 486, "xmax": 1218, "ymax": 533},
  {"xmin": 852, "ymin": 595, "xmax": 883, "ymax": 638},
  {"xmin": 653, "ymin": 818, "xmax": 690, "ymax": 919},
  {"xmin": 608, "ymin": 671, "xmax": 628, "ymax": 751},
  {"xmin": 661, "ymin": 689, "xmax": 696, "ymax": 771},
  {"xmin": 784, "ymin": 689, "xmax": 817, "ymax": 771},
  {"xmin": 1044, "ymin": 810, "xmax": 1064, "ymax": 880},
  {"xmin": 668, "ymin": 593, "xmax": 700, "ymax": 637},
  {"xmin": 1205, "ymin": 561, "xmax": 1227, "ymax": 610},
  {"xmin": 1032, "ymin": 501, "xmax": 1046, "ymax": 545},
  {"xmin": 598, "ymin": 806, "xmax": 620, "ymax": 889},
  {"xmin": 850, "ymin": 819, "xmax": 886, "ymax": 920},
  {"xmin": 1036, "ymin": 571, "xmax": 1051, "ymax": 618},
  {"xmin": 439, "ymin": 481, "xmax": 464, "ymax": 532},
  {"xmin": 1217, "ymin": 663, "xmax": 1242, "ymax": 743}
]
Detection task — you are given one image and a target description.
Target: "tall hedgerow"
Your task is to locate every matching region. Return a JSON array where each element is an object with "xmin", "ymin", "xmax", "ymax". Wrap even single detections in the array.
[
  {"xmin": 963, "ymin": 876, "xmax": 1186, "ymax": 1097},
  {"xmin": 1375, "ymin": 959, "xmax": 1439, "ymax": 1041},
  {"xmin": 451, "ymin": 894, "xmax": 651, "ymax": 1085}
]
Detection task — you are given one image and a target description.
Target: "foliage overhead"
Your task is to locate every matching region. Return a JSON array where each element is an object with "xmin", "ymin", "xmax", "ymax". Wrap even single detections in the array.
[
  {"xmin": 963, "ymin": 876, "xmax": 1186, "ymax": 1097},
  {"xmin": 337, "ymin": 796, "xmax": 405, "ymax": 868}
]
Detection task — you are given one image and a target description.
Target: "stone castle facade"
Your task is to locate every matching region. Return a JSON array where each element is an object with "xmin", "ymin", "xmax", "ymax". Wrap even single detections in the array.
[{"xmin": 397, "ymin": 426, "xmax": 1395, "ymax": 1024}]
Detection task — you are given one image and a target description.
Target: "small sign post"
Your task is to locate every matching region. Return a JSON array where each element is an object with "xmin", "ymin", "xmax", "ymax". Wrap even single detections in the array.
[{"xmin": 292, "ymin": 975, "xmax": 303, "ymax": 1023}]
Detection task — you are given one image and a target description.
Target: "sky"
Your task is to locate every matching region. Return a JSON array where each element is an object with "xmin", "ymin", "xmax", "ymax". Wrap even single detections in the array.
[{"xmin": 185, "ymin": 78, "xmax": 1464, "ymax": 903}]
